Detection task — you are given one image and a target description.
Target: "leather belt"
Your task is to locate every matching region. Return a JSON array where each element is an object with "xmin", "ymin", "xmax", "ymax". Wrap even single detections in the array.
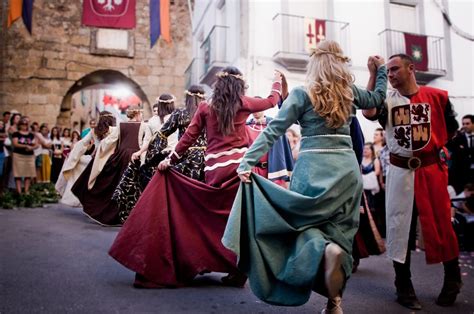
[
  {"xmin": 255, "ymin": 161, "xmax": 268, "ymax": 169},
  {"xmin": 389, "ymin": 153, "xmax": 438, "ymax": 170}
]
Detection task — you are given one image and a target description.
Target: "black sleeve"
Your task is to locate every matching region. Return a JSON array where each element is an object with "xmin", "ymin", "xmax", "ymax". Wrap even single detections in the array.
[
  {"xmin": 444, "ymin": 98, "xmax": 458, "ymax": 138},
  {"xmin": 362, "ymin": 106, "xmax": 388, "ymax": 129}
]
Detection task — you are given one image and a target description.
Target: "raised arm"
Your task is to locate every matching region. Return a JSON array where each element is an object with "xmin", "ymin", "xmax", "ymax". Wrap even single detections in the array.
[
  {"xmin": 243, "ymin": 71, "xmax": 283, "ymax": 113},
  {"xmin": 353, "ymin": 62, "xmax": 387, "ymax": 110},
  {"xmin": 361, "ymin": 56, "xmax": 386, "ymax": 119},
  {"xmin": 238, "ymin": 88, "xmax": 306, "ymax": 180}
]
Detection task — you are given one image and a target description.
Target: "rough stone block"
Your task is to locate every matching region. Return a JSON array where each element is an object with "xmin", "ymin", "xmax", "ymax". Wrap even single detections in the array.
[
  {"xmin": 28, "ymin": 94, "xmax": 48, "ymax": 104},
  {"xmin": 35, "ymin": 68, "xmax": 67, "ymax": 79},
  {"xmin": 70, "ymin": 35, "xmax": 90, "ymax": 46},
  {"xmin": 133, "ymin": 65, "xmax": 152, "ymax": 76},
  {"xmin": 48, "ymin": 59, "xmax": 67, "ymax": 70},
  {"xmin": 67, "ymin": 71, "xmax": 85, "ymax": 81}
]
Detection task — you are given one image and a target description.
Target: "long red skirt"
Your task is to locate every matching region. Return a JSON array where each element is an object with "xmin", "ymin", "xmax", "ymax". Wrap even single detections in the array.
[{"xmin": 109, "ymin": 168, "xmax": 241, "ymax": 287}]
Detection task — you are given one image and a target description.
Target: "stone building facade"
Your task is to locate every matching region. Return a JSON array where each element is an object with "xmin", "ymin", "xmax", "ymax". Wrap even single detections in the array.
[{"xmin": 0, "ymin": 0, "xmax": 192, "ymax": 127}]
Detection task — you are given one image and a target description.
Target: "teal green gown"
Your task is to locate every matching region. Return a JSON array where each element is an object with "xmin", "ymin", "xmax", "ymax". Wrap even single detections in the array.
[{"xmin": 222, "ymin": 66, "xmax": 387, "ymax": 306}]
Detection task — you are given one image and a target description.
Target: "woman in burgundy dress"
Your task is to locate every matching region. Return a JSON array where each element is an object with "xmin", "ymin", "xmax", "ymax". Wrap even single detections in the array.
[{"xmin": 109, "ymin": 67, "xmax": 284, "ymax": 287}]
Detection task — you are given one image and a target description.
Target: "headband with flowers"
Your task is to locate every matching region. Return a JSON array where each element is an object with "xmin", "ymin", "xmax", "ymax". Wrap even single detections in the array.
[
  {"xmin": 309, "ymin": 48, "xmax": 351, "ymax": 63},
  {"xmin": 184, "ymin": 90, "xmax": 206, "ymax": 99},
  {"xmin": 156, "ymin": 95, "xmax": 176, "ymax": 104},
  {"xmin": 215, "ymin": 71, "xmax": 245, "ymax": 81}
]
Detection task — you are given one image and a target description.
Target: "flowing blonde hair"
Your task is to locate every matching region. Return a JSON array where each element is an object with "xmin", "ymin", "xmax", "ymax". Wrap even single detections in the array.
[{"xmin": 306, "ymin": 40, "xmax": 354, "ymax": 129}]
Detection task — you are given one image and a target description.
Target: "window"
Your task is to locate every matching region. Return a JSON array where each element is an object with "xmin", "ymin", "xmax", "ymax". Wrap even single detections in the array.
[{"xmin": 390, "ymin": 2, "xmax": 418, "ymax": 33}]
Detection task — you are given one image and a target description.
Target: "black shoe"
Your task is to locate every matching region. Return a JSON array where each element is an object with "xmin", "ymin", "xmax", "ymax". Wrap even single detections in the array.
[
  {"xmin": 395, "ymin": 280, "xmax": 422, "ymax": 311},
  {"xmin": 436, "ymin": 279, "xmax": 463, "ymax": 306}
]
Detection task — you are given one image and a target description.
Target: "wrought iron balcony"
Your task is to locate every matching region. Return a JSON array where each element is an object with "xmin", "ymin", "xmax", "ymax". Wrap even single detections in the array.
[
  {"xmin": 272, "ymin": 13, "xmax": 350, "ymax": 72},
  {"xmin": 199, "ymin": 25, "xmax": 230, "ymax": 86},
  {"xmin": 378, "ymin": 29, "xmax": 446, "ymax": 84}
]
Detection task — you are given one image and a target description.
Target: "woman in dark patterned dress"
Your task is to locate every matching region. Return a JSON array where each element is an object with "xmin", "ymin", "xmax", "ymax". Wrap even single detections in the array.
[
  {"xmin": 112, "ymin": 94, "xmax": 176, "ymax": 221},
  {"xmin": 113, "ymin": 85, "xmax": 207, "ymax": 222}
]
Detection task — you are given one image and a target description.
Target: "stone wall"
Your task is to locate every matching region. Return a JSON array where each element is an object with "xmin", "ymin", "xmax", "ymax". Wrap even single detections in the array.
[{"xmin": 0, "ymin": 0, "xmax": 192, "ymax": 126}]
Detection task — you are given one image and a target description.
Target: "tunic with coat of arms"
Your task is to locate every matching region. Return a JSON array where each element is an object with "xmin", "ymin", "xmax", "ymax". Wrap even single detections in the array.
[{"xmin": 383, "ymin": 86, "xmax": 459, "ymax": 265}]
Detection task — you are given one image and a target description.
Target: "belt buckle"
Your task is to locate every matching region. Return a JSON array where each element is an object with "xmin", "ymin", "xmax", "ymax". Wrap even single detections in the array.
[
  {"xmin": 260, "ymin": 162, "xmax": 268, "ymax": 169},
  {"xmin": 407, "ymin": 156, "xmax": 421, "ymax": 170}
]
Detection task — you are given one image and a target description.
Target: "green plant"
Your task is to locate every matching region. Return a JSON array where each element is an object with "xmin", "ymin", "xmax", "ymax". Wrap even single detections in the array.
[
  {"xmin": 0, "ymin": 182, "xmax": 60, "ymax": 209},
  {"xmin": 0, "ymin": 190, "xmax": 17, "ymax": 209}
]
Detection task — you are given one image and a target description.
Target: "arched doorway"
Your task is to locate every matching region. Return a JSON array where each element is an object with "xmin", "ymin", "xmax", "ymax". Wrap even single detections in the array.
[{"xmin": 57, "ymin": 70, "xmax": 151, "ymax": 131}]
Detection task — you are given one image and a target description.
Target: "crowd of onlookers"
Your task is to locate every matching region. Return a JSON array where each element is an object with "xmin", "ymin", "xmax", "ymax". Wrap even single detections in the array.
[
  {"xmin": 0, "ymin": 110, "xmax": 86, "ymax": 195},
  {"xmin": 361, "ymin": 114, "xmax": 474, "ymax": 251}
]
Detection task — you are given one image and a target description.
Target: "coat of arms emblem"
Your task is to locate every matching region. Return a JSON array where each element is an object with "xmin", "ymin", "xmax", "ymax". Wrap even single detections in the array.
[
  {"xmin": 391, "ymin": 103, "xmax": 431, "ymax": 151},
  {"xmin": 90, "ymin": 0, "xmax": 129, "ymax": 16}
]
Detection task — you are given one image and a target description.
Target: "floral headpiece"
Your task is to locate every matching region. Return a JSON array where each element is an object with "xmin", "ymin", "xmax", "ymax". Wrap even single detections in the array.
[
  {"xmin": 215, "ymin": 72, "xmax": 245, "ymax": 81},
  {"xmin": 156, "ymin": 95, "xmax": 176, "ymax": 104},
  {"xmin": 310, "ymin": 48, "xmax": 350, "ymax": 63},
  {"xmin": 184, "ymin": 90, "xmax": 206, "ymax": 99}
]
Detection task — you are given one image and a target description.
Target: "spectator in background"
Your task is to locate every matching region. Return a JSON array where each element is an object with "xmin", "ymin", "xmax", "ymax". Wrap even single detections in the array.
[
  {"xmin": 36, "ymin": 124, "xmax": 52, "ymax": 183},
  {"xmin": 8, "ymin": 113, "xmax": 21, "ymax": 136},
  {"xmin": 81, "ymin": 118, "xmax": 97, "ymax": 138},
  {"xmin": 447, "ymin": 114, "xmax": 474, "ymax": 194},
  {"xmin": 451, "ymin": 183, "xmax": 474, "ymax": 251},
  {"xmin": 373, "ymin": 127, "xmax": 384, "ymax": 157},
  {"xmin": 61, "ymin": 128, "xmax": 72, "ymax": 158},
  {"xmin": 50, "ymin": 126, "xmax": 64, "ymax": 183},
  {"xmin": 4, "ymin": 113, "xmax": 22, "ymax": 190},
  {"xmin": 0, "ymin": 121, "xmax": 6, "ymax": 189},
  {"xmin": 30, "ymin": 122, "xmax": 39, "ymax": 133},
  {"xmin": 3, "ymin": 111, "xmax": 11, "ymax": 130},
  {"xmin": 71, "ymin": 131, "xmax": 81, "ymax": 148},
  {"xmin": 361, "ymin": 142, "xmax": 381, "ymax": 211},
  {"xmin": 12, "ymin": 118, "xmax": 38, "ymax": 194}
]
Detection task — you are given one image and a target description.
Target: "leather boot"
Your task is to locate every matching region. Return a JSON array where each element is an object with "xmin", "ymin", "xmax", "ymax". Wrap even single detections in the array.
[
  {"xmin": 436, "ymin": 279, "xmax": 463, "ymax": 306},
  {"xmin": 436, "ymin": 258, "xmax": 463, "ymax": 306},
  {"xmin": 324, "ymin": 243, "xmax": 345, "ymax": 299},
  {"xmin": 395, "ymin": 279, "xmax": 422, "ymax": 310}
]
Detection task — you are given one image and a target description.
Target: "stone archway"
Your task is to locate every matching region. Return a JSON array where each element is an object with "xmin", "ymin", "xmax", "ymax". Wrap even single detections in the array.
[{"xmin": 57, "ymin": 69, "xmax": 151, "ymax": 128}]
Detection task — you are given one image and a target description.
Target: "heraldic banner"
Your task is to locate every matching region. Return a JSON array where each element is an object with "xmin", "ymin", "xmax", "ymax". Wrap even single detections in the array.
[
  {"xmin": 404, "ymin": 33, "xmax": 428, "ymax": 72},
  {"xmin": 82, "ymin": 0, "xmax": 136, "ymax": 29}
]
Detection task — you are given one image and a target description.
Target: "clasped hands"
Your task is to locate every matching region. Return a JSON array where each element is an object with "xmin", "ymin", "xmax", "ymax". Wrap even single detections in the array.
[{"xmin": 367, "ymin": 55, "xmax": 385, "ymax": 75}]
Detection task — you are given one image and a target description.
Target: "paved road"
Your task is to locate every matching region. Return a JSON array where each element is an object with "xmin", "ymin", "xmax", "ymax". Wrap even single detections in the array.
[{"xmin": 1, "ymin": 204, "xmax": 473, "ymax": 313}]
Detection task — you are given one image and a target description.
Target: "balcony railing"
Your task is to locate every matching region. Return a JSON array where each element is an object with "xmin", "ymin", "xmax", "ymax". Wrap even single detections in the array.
[
  {"xmin": 199, "ymin": 25, "xmax": 230, "ymax": 86},
  {"xmin": 272, "ymin": 13, "xmax": 350, "ymax": 71},
  {"xmin": 184, "ymin": 58, "xmax": 203, "ymax": 89},
  {"xmin": 378, "ymin": 29, "xmax": 446, "ymax": 83}
]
